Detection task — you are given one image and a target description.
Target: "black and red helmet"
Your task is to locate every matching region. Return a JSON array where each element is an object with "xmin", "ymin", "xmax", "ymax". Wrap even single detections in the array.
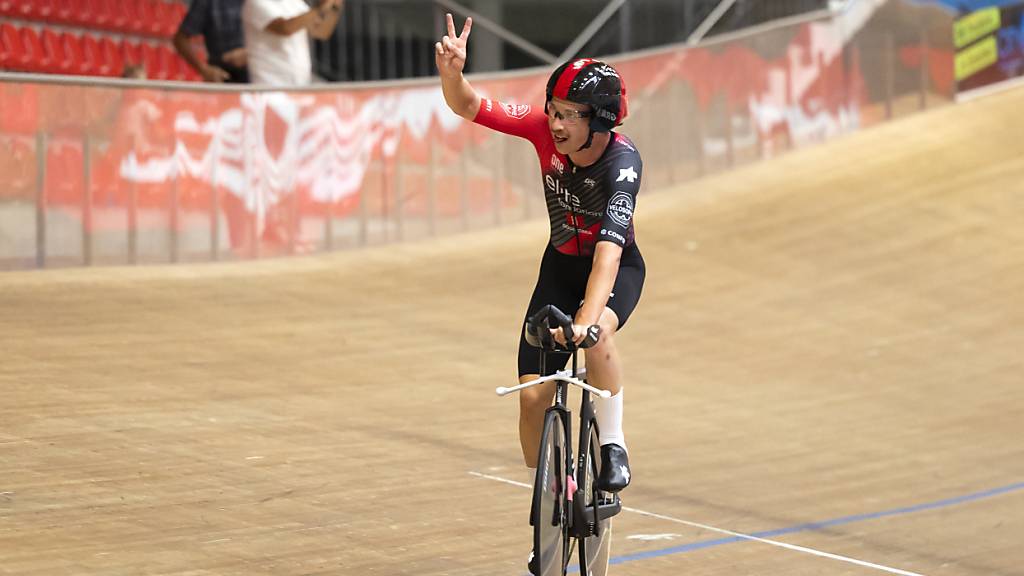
[{"xmin": 545, "ymin": 58, "xmax": 628, "ymax": 133}]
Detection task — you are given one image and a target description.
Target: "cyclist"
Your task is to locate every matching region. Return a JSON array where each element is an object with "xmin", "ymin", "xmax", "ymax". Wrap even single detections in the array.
[{"xmin": 436, "ymin": 15, "xmax": 644, "ymax": 497}]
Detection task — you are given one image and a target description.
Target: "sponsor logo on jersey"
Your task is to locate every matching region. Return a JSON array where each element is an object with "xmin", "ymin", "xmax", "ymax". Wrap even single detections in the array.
[
  {"xmin": 617, "ymin": 166, "xmax": 638, "ymax": 183},
  {"xmin": 583, "ymin": 178, "xmax": 597, "ymax": 188},
  {"xmin": 545, "ymin": 174, "xmax": 577, "ymax": 205},
  {"xmin": 502, "ymin": 103, "xmax": 531, "ymax": 119},
  {"xmin": 550, "ymin": 155, "xmax": 565, "ymax": 175},
  {"xmin": 546, "ymin": 174, "xmax": 602, "ymax": 217},
  {"xmin": 563, "ymin": 223, "xmax": 593, "ymax": 236},
  {"xmin": 607, "ymin": 191, "xmax": 634, "ymax": 228},
  {"xmin": 601, "ymin": 229, "xmax": 626, "ymax": 243}
]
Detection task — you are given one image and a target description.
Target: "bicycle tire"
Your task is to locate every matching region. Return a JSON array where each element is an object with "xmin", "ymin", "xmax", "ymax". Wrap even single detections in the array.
[
  {"xmin": 578, "ymin": 424, "xmax": 613, "ymax": 576},
  {"xmin": 533, "ymin": 410, "xmax": 569, "ymax": 576}
]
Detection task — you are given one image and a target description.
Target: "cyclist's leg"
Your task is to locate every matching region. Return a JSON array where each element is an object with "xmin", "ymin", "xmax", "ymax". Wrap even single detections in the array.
[
  {"xmin": 582, "ymin": 307, "xmax": 623, "ymax": 395},
  {"xmin": 518, "ymin": 332, "xmax": 570, "ymax": 467},
  {"xmin": 583, "ymin": 247, "xmax": 645, "ymax": 491},
  {"xmin": 517, "ymin": 245, "xmax": 580, "ymax": 467}
]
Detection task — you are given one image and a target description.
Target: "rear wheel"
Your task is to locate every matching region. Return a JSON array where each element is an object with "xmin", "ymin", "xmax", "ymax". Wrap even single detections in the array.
[
  {"xmin": 533, "ymin": 410, "xmax": 569, "ymax": 575},
  {"xmin": 578, "ymin": 424, "xmax": 613, "ymax": 576}
]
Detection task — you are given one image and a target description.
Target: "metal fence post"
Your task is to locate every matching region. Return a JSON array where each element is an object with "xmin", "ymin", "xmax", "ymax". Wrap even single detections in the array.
[
  {"xmin": 919, "ymin": 25, "xmax": 929, "ymax": 110},
  {"xmin": 428, "ymin": 137, "xmax": 437, "ymax": 237},
  {"xmin": 209, "ymin": 136, "xmax": 219, "ymax": 261},
  {"xmin": 885, "ymin": 32, "xmax": 894, "ymax": 120},
  {"xmin": 460, "ymin": 140, "xmax": 469, "ymax": 231},
  {"xmin": 785, "ymin": 51, "xmax": 794, "ymax": 150},
  {"xmin": 82, "ymin": 133, "xmax": 93, "ymax": 267},
  {"xmin": 394, "ymin": 146, "xmax": 404, "ymax": 242},
  {"xmin": 35, "ymin": 131, "xmax": 47, "ymax": 269},
  {"xmin": 127, "ymin": 136, "xmax": 138, "ymax": 265},
  {"xmin": 170, "ymin": 162, "xmax": 179, "ymax": 263},
  {"xmin": 358, "ymin": 161, "xmax": 368, "ymax": 246}
]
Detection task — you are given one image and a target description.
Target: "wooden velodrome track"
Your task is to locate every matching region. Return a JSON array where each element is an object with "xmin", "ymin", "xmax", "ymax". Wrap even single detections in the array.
[{"xmin": 3, "ymin": 86, "xmax": 1024, "ymax": 576}]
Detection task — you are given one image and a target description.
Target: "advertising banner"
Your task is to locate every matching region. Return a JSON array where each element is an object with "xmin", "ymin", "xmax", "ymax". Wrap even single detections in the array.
[{"xmin": 953, "ymin": 2, "xmax": 1024, "ymax": 92}]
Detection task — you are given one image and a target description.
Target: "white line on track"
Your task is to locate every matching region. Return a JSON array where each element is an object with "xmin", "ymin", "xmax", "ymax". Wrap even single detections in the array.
[
  {"xmin": 468, "ymin": 470, "xmax": 531, "ymax": 489},
  {"xmin": 468, "ymin": 470, "xmax": 927, "ymax": 576}
]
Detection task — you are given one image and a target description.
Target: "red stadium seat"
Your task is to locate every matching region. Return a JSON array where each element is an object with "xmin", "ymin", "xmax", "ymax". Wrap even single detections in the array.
[
  {"xmin": 165, "ymin": 2, "xmax": 187, "ymax": 37},
  {"xmin": 77, "ymin": 0, "xmax": 111, "ymax": 30},
  {"xmin": 19, "ymin": 26, "xmax": 52, "ymax": 73},
  {"xmin": 14, "ymin": 0, "xmax": 35, "ymax": 19},
  {"xmin": 0, "ymin": 24, "xmax": 17, "ymax": 69},
  {"xmin": 141, "ymin": 42, "xmax": 162, "ymax": 79},
  {"xmin": 0, "ymin": 0, "xmax": 16, "ymax": 17},
  {"xmin": 81, "ymin": 34, "xmax": 110, "ymax": 76},
  {"xmin": 34, "ymin": 0, "xmax": 55, "ymax": 20},
  {"xmin": 123, "ymin": 0, "xmax": 145, "ymax": 34},
  {"xmin": 98, "ymin": 37, "xmax": 123, "ymax": 77},
  {"xmin": 165, "ymin": 46, "xmax": 189, "ymax": 80},
  {"xmin": 102, "ymin": 0, "xmax": 129, "ymax": 33},
  {"xmin": 121, "ymin": 39, "xmax": 143, "ymax": 70},
  {"xmin": 53, "ymin": 0, "xmax": 75, "ymax": 24},
  {"xmin": 42, "ymin": 28, "xmax": 73, "ymax": 75},
  {"xmin": 1, "ymin": 24, "xmax": 28, "ymax": 71},
  {"xmin": 137, "ymin": 0, "xmax": 164, "ymax": 37},
  {"xmin": 60, "ymin": 32, "xmax": 92, "ymax": 76},
  {"xmin": 148, "ymin": 0, "xmax": 170, "ymax": 37},
  {"xmin": 142, "ymin": 43, "xmax": 177, "ymax": 80}
]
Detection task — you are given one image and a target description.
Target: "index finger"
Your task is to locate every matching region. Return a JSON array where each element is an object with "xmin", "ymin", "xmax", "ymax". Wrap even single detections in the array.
[
  {"xmin": 460, "ymin": 16, "xmax": 473, "ymax": 39},
  {"xmin": 446, "ymin": 13, "xmax": 456, "ymax": 38}
]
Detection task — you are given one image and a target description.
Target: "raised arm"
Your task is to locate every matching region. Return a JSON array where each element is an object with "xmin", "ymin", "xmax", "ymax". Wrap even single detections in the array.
[
  {"xmin": 310, "ymin": 0, "xmax": 343, "ymax": 40},
  {"xmin": 435, "ymin": 13, "xmax": 479, "ymax": 121},
  {"xmin": 265, "ymin": 0, "xmax": 336, "ymax": 36}
]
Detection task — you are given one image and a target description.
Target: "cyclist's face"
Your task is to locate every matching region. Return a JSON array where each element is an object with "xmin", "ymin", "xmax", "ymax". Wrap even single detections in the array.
[{"xmin": 548, "ymin": 97, "xmax": 592, "ymax": 153}]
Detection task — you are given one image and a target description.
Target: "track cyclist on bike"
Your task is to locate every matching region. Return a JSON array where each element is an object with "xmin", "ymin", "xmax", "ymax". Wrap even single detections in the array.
[{"xmin": 436, "ymin": 14, "xmax": 644, "ymax": 498}]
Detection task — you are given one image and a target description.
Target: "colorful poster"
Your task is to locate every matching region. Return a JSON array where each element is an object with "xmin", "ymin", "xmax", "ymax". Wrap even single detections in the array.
[{"xmin": 954, "ymin": 2, "xmax": 1024, "ymax": 92}]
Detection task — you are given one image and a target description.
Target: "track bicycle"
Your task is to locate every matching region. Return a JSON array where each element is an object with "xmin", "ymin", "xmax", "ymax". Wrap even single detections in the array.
[{"xmin": 496, "ymin": 304, "xmax": 623, "ymax": 576}]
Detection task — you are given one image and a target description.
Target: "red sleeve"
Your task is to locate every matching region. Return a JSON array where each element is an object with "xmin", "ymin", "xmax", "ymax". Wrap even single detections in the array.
[{"xmin": 472, "ymin": 98, "xmax": 550, "ymax": 146}]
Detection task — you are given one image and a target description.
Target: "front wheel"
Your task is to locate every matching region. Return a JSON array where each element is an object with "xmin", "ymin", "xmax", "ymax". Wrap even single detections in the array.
[
  {"xmin": 577, "ymin": 424, "xmax": 613, "ymax": 576},
  {"xmin": 533, "ymin": 410, "xmax": 569, "ymax": 575}
]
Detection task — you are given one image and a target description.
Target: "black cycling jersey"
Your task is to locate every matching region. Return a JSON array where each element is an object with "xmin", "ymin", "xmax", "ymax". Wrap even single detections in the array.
[{"xmin": 473, "ymin": 98, "xmax": 642, "ymax": 257}]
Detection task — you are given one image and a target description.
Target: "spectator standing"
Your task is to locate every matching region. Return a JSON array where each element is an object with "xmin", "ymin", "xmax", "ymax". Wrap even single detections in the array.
[
  {"xmin": 242, "ymin": 0, "xmax": 343, "ymax": 86},
  {"xmin": 173, "ymin": 0, "xmax": 250, "ymax": 83}
]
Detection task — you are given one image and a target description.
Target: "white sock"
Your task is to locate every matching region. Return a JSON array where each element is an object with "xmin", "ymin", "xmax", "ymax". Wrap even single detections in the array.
[{"xmin": 594, "ymin": 389, "xmax": 627, "ymax": 452}]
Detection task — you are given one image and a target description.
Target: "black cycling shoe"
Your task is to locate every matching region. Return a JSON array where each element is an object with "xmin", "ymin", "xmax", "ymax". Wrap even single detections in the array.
[{"xmin": 597, "ymin": 443, "xmax": 631, "ymax": 492}]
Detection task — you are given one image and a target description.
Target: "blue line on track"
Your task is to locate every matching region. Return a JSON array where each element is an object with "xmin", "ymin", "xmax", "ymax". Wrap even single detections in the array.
[{"xmin": 562, "ymin": 481, "xmax": 1024, "ymax": 572}]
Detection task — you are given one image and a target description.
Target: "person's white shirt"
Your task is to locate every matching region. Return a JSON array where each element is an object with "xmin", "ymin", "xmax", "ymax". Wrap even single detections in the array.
[{"xmin": 243, "ymin": 0, "xmax": 314, "ymax": 86}]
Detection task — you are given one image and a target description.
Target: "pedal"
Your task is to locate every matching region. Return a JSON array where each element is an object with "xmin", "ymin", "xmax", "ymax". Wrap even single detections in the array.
[
  {"xmin": 576, "ymin": 492, "xmax": 622, "ymax": 529},
  {"xmin": 595, "ymin": 493, "xmax": 622, "ymax": 521}
]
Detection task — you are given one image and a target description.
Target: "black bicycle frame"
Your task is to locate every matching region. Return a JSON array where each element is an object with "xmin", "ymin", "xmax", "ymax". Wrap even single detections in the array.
[{"xmin": 538, "ymin": 337, "xmax": 607, "ymax": 541}]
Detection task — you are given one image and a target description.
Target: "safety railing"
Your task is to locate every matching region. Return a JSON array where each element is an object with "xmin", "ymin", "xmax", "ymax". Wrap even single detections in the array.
[{"xmin": 0, "ymin": 0, "xmax": 956, "ymax": 270}]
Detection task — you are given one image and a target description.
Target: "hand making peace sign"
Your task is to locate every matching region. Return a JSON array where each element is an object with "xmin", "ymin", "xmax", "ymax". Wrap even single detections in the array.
[{"xmin": 434, "ymin": 13, "xmax": 473, "ymax": 79}]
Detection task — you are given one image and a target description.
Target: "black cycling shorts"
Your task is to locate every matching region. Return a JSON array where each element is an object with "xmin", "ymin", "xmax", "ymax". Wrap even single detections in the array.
[{"xmin": 517, "ymin": 242, "xmax": 645, "ymax": 377}]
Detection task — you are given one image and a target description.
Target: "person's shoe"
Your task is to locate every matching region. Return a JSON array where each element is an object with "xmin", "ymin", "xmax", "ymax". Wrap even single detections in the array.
[{"xmin": 597, "ymin": 443, "xmax": 631, "ymax": 492}]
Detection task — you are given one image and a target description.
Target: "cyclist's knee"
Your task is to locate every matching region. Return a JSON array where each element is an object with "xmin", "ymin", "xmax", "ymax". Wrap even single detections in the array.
[
  {"xmin": 591, "ymin": 319, "xmax": 617, "ymax": 353},
  {"xmin": 519, "ymin": 384, "xmax": 552, "ymax": 416},
  {"xmin": 595, "ymin": 308, "xmax": 620, "ymax": 341}
]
